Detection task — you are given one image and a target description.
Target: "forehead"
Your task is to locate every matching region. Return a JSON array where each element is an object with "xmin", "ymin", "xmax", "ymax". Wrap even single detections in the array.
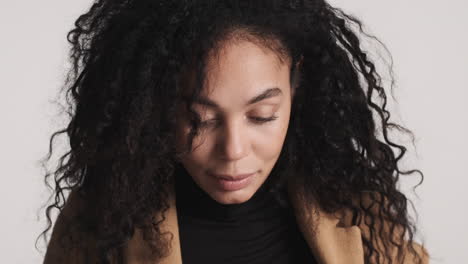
[{"xmin": 197, "ymin": 40, "xmax": 291, "ymax": 111}]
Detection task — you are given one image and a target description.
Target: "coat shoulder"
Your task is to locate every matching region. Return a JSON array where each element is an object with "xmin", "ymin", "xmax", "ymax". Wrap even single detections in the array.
[
  {"xmin": 339, "ymin": 191, "xmax": 430, "ymax": 264},
  {"xmin": 43, "ymin": 190, "xmax": 100, "ymax": 264}
]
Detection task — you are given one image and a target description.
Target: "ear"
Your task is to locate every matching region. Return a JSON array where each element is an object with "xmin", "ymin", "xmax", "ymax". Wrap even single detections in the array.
[
  {"xmin": 291, "ymin": 54, "xmax": 304, "ymax": 99},
  {"xmin": 296, "ymin": 54, "xmax": 304, "ymax": 68}
]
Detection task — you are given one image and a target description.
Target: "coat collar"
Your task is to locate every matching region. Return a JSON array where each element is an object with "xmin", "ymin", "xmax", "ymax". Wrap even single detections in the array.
[{"xmin": 124, "ymin": 184, "xmax": 365, "ymax": 264}]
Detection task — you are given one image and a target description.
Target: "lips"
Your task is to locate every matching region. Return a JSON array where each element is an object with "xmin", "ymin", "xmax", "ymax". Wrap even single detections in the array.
[
  {"xmin": 211, "ymin": 171, "xmax": 257, "ymax": 191},
  {"xmin": 210, "ymin": 172, "xmax": 256, "ymax": 181}
]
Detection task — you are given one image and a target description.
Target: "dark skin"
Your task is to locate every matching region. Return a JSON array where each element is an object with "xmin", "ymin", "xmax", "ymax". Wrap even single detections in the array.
[
  {"xmin": 43, "ymin": 39, "xmax": 429, "ymax": 264},
  {"xmin": 40, "ymin": 1, "xmax": 429, "ymax": 263}
]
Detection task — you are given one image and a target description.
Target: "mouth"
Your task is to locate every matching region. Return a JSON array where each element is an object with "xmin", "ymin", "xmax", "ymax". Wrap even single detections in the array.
[
  {"xmin": 210, "ymin": 172, "xmax": 256, "ymax": 181},
  {"xmin": 210, "ymin": 171, "xmax": 257, "ymax": 191}
]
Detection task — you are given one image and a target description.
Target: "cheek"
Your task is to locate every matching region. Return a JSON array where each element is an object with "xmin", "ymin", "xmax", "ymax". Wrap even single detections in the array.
[
  {"xmin": 175, "ymin": 125, "xmax": 212, "ymax": 164},
  {"xmin": 253, "ymin": 116, "xmax": 290, "ymax": 159},
  {"xmin": 174, "ymin": 124, "xmax": 188, "ymax": 154},
  {"xmin": 260, "ymin": 129, "xmax": 287, "ymax": 153},
  {"xmin": 174, "ymin": 112, "xmax": 206, "ymax": 154}
]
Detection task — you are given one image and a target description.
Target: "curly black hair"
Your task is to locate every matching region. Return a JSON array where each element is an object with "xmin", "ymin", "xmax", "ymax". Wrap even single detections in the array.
[{"xmin": 38, "ymin": 0, "xmax": 428, "ymax": 263}]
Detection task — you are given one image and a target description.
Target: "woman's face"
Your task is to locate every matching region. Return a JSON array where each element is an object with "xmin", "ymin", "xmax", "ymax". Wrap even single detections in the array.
[{"xmin": 176, "ymin": 39, "xmax": 293, "ymax": 205}]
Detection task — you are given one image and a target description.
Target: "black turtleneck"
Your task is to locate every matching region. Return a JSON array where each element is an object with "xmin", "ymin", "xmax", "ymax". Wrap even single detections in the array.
[{"xmin": 174, "ymin": 163, "xmax": 317, "ymax": 264}]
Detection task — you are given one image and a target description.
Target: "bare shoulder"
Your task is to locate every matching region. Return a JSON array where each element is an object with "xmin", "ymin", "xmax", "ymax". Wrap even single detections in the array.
[{"xmin": 43, "ymin": 189, "xmax": 99, "ymax": 264}]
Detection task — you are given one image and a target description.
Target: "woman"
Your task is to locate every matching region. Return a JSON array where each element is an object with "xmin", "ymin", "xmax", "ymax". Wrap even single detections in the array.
[{"xmin": 40, "ymin": 0, "xmax": 430, "ymax": 263}]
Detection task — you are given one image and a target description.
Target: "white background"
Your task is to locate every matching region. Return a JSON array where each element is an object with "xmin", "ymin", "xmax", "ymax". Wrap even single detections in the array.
[{"xmin": 1, "ymin": 0, "xmax": 466, "ymax": 263}]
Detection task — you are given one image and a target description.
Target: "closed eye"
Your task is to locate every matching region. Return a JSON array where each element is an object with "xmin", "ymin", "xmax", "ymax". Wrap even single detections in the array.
[
  {"xmin": 250, "ymin": 116, "xmax": 278, "ymax": 124},
  {"xmin": 200, "ymin": 115, "xmax": 278, "ymax": 128}
]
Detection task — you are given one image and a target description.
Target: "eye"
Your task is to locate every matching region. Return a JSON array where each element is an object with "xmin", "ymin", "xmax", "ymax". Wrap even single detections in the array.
[
  {"xmin": 199, "ymin": 119, "xmax": 219, "ymax": 128},
  {"xmin": 250, "ymin": 115, "xmax": 278, "ymax": 124},
  {"xmin": 199, "ymin": 115, "xmax": 278, "ymax": 128}
]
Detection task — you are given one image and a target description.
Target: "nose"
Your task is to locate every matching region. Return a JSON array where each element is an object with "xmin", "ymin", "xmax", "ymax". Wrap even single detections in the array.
[{"xmin": 217, "ymin": 118, "xmax": 250, "ymax": 161}]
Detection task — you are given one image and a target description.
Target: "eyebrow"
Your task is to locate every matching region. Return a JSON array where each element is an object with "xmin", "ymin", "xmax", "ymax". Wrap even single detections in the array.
[{"xmin": 194, "ymin": 87, "xmax": 283, "ymax": 109}]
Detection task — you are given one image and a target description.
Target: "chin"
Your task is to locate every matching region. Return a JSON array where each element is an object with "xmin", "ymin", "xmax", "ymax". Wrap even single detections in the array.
[{"xmin": 210, "ymin": 188, "xmax": 256, "ymax": 205}]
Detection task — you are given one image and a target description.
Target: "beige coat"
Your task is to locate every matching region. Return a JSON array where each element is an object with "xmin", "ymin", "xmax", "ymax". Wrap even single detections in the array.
[{"xmin": 44, "ymin": 186, "xmax": 429, "ymax": 264}]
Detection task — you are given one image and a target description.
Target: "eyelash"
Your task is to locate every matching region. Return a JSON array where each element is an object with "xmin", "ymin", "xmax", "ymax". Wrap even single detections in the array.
[{"xmin": 200, "ymin": 115, "xmax": 278, "ymax": 128}]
